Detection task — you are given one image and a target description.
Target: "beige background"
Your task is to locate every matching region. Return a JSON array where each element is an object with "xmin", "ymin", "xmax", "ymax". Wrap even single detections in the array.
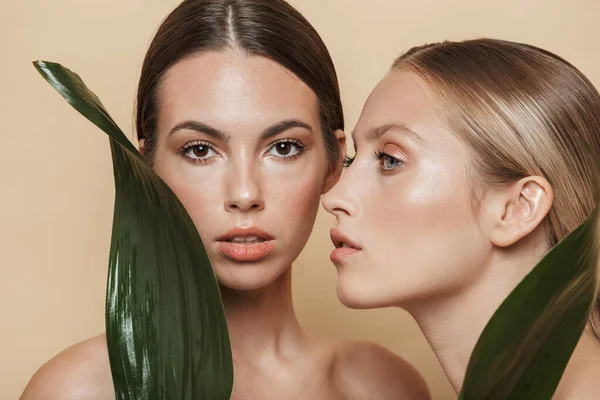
[{"xmin": 2, "ymin": 0, "xmax": 600, "ymax": 399}]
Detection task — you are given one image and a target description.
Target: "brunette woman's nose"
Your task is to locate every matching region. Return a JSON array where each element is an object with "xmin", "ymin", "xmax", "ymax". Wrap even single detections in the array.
[{"xmin": 225, "ymin": 165, "xmax": 265, "ymax": 213}]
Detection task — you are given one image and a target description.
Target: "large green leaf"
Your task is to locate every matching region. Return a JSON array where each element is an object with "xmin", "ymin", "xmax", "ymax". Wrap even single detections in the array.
[
  {"xmin": 33, "ymin": 61, "xmax": 233, "ymax": 400},
  {"xmin": 459, "ymin": 203, "xmax": 600, "ymax": 398}
]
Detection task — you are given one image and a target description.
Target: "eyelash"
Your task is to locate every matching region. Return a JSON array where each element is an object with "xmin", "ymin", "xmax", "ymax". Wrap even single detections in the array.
[
  {"xmin": 375, "ymin": 150, "xmax": 403, "ymax": 172},
  {"xmin": 342, "ymin": 152, "xmax": 404, "ymax": 172},
  {"xmin": 343, "ymin": 155, "xmax": 355, "ymax": 168},
  {"xmin": 268, "ymin": 139, "xmax": 305, "ymax": 160},
  {"xmin": 180, "ymin": 140, "xmax": 218, "ymax": 164},
  {"xmin": 179, "ymin": 139, "xmax": 305, "ymax": 164}
]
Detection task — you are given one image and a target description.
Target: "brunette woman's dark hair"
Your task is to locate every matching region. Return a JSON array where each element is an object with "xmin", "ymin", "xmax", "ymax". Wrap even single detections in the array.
[{"xmin": 136, "ymin": 0, "xmax": 344, "ymax": 166}]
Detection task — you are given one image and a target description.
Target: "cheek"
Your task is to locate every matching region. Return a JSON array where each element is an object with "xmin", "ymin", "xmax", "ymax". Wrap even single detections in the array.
[
  {"xmin": 171, "ymin": 178, "xmax": 222, "ymax": 227},
  {"xmin": 267, "ymin": 165, "xmax": 324, "ymax": 234},
  {"xmin": 153, "ymin": 158, "xmax": 224, "ymax": 237},
  {"xmin": 386, "ymin": 177, "xmax": 470, "ymax": 237},
  {"xmin": 365, "ymin": 165, "xmax": 482, "ymax": 280}
]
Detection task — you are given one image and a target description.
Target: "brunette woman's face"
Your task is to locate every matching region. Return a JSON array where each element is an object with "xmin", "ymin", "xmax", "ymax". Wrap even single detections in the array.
[
  {"xmin": 148, "ymin": 51, "xmax": 337, "ymax": 291},
  {"xmin": 323, "ymin": 70, "xmax": 492, "ymax": 309}
]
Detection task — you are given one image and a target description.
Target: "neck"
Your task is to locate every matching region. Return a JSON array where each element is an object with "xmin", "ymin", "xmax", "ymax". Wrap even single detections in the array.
[
  {"xmin": 220, "ymin": 267, "xmax": 304, "ymax": 366},
  {"xmin": 409, "ymin": 243, "xmax": 546, "ymax": 393}
]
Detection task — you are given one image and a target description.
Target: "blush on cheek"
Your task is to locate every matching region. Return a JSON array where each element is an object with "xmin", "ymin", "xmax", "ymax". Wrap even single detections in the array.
[
  {"xmin": 159, "ymin": 174, "xmax": 222, "ymax": 232},
  {"xmin": 370, "ymin": 177, "xmax": 482, "ymax": 298},
  {"xmin": 395, "ymin": 161, "xmax": 472, "ymax": 235},
  {"xmin": 377, "ymin": 191, "xmax": 470, "ymax": 244},
  {"xmin": 281, "ymin": 175, "xmax": 323, "ymax": 233}
]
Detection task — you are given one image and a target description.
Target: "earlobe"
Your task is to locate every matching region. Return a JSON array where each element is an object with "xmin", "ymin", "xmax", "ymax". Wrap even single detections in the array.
[
  {"xmin": 138, "ymin": 138, "xmax": 145, "ymax": 155},
  {"xmin": 322, "ymin": 129, "xmax": 347, "ymax": 194},
  {"xmin": 489, "ymin": 176, "xmax": 553, "ymax": 247}
]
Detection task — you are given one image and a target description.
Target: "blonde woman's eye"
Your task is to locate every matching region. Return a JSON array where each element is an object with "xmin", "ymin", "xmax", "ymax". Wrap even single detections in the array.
[
  {"xmin": 376, "ymin": 151, "xmax": 403, "ymax": 171},
  {"xmin": 267, "ymin": 140, "xmax": 304, "ymax": 158},
  {"xmin": 343, "ymin": 155, "xmax": 355, "ymax": 168}
]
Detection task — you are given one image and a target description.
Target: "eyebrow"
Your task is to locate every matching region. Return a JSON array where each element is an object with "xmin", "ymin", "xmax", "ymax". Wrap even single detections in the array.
[
  {"xmin": 169, "ymin": 120, "xmax": 229, "ymax": 141},
  {"xmin": 169, "ymin": 119, "xmax": 313, "ymax": 141},
  {"xmin": 259, "ymin": 119, "xmax": 313, "ymax": 141},
  {"xmin": 351, "ymin": 123, "xmax": 424, "ymax": 145}
]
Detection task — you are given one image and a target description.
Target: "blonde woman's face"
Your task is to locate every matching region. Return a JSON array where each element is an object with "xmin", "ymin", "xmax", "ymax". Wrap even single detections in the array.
[{"xmin": 323, "ymin": 70, "xmax": 492, "ymax": 309}]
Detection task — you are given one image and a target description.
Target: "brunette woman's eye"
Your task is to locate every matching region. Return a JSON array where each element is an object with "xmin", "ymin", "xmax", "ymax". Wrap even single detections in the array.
[
  {"xmin": 266, "ymin": 139, "xmax": 304, "ymax": 159},
  {"xmin": 181, "ymin": 142, "xmax": 218, "ymax": 162}
]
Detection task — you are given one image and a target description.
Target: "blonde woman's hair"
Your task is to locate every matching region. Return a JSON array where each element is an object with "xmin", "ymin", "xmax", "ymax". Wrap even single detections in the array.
[{"xmin": 393, "ymin": 38, "xmax": 600, "ymax": 338}]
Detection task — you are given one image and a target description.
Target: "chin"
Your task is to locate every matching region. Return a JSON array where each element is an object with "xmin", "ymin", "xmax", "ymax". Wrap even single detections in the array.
[
  {"xmin": 335, "ymin": 272, "xmax": 409, "ymax": 310},
  {"xmin": 213, "ymin": 260, "xmax": 288, "ymax": 292},
  {"xmin": 336, "ymin": 291, "xmax": 372, "ymax": 309},
  {"xmin": 336, "ymin": 275, "xmax": 381, "ymax": 309}
]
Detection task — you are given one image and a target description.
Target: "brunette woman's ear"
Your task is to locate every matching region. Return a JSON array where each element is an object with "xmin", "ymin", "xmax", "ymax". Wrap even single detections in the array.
[
  {"xmin": 138, "ymin": 138, "xmax": 145, "ymax": 155},
  {"xmin": 322, "ymin": 129, "xmax": 346, "ymax": 194},
  {"xmin": 485, "ymin": 176, "xmax": 553, "ymax": 247}
]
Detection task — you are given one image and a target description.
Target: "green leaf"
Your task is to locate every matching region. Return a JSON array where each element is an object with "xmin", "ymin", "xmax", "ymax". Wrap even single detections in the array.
[
  {"xmin": 459, "ymin": 203, "xmax": 600, "ymax": 398},
  {"xmin": 33, "ymin": 61, "xmax": 233, "ymax": 400}
]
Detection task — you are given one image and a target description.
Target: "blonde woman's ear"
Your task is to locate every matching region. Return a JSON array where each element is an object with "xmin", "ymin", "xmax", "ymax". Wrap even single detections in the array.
[
  {"xmin": 138, "ymin": 138, "xmax": 145, "ymax": 155},
  {"xmin": 322, "ymin": 129, "xmax": 347, "ymax": 194},
  {"xmin": 486, "ymin": 176, "xmax": 554, "ymax": 247}
]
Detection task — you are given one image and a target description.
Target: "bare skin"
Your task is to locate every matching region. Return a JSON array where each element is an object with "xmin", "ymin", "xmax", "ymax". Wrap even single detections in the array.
[
  {"xmin": 323, "ymin": 68, "xmax": 600, "ymax": 398},
  {"xmin": 21, "ymin": 52, "xmax": 430, "ymax": 400},
  {"xmin": 22, "ymin": 272, "xmax": 428, "ymax": 400}
]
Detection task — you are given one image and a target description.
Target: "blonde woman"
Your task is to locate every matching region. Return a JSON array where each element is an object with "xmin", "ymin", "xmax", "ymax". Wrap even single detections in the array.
[{"xmin": 324, "ymin": 39, "xmax": 600, "ymax": 398}]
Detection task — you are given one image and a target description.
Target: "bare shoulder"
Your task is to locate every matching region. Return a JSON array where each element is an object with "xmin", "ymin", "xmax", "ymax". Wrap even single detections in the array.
[
  {"xmin": 554, "ymin": 332, "xmax": 600, "ymax": 400},
  {"xmin": 20, "ymin": 334, "xmax": 114, "ymax": 400},
  {"xmin": 331, "ymin": 340, "xmax": 430, "ymax": 400}
]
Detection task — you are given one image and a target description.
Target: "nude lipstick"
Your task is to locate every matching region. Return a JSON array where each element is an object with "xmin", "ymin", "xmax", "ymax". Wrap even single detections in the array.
[
  {"xmin": 330, "ymin": 229, "xmax": 362, "ymax": 264},
  {"xmin": 217, "ymin": 227, "xmax": 275, "ymax": 262}
]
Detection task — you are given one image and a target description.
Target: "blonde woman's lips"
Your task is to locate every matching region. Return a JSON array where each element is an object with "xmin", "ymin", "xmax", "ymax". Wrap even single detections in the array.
[{"xmin": 330, "ymin": 229, "xmax": 361, "ymax": 264}]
